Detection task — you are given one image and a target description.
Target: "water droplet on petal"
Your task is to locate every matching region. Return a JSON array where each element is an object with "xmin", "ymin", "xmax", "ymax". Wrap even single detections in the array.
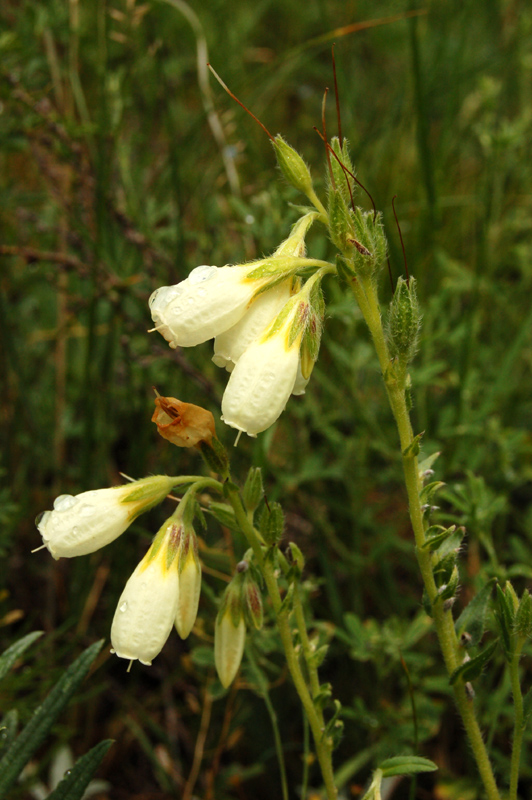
[
  {"xmin": 188, "ymin": 265, "xmax": 217, "ymax": 285},
  {"xmin": 53, "ymin": 495, "xmax": 78, "ymax": 512},
  {"xmin": 35, "ymin": 510, "xmax": 48, "ymax": 527},
  {"xmin": 79, "ymin": 504, "xmax": 95, "ymax": 517},
  {"xmin": 119, "ymin": 602, "xmax": 128, "ymax": 612}
]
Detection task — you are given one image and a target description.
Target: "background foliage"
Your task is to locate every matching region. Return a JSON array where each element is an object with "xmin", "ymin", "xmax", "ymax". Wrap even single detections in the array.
[{"xmin": 1, "ymin": 0, "xmax": 532, "ymax": 797}]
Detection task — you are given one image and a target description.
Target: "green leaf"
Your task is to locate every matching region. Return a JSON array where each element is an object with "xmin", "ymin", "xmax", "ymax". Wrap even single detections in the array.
[
  {"xmin": 0, "ymin": 710, "xmax": 18, "ymax": 759},
  {"xmin": 495, "ymin": 583, "xmax": 515, "ymax": 661},
  {"xmin": 449, "ymin": 640, "xmax": 498, "ymax": 685},
  {"xmin": 46, "ymin": 740, "xmax": 113, "ymax": 800},
  {"xmin": 208, "ymin": 502, "xmax": 239, "ymax": 532},
  {"xmin": 402, "ymin": 432, "xmax": 424, "ymax": 458},
  {"xmin": 419, "ymin": 481, "xmax": 446, "ymax": 505},
  {"xmin": 0, "ymin": 640, "xmax": 103, "ymax": 797},
  {"xmin": 455, "ymin": 579, "xmax": 496, "ymax": 646},
  {"xmin": 379, "ymin": 755, "xmax": 438, "ymax": 778},
  {"xmin": 0, "ymin": 631, "xmax": 43, "ymax": 682}
]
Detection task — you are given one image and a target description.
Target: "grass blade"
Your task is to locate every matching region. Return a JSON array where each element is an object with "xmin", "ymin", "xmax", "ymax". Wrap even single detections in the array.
[
  {"xmin": 0, "ymin": 640, "xmax": 103, "ymax": 797},
  {"xmin": 46, "ymin": 739, "xmax": 113, "ymax": 800},
  {"xmin": 0, "ymin": 631, "xmax": 43, "ymax": 682}
]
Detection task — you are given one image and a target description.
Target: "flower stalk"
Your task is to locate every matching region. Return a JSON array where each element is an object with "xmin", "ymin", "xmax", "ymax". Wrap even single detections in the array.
[{"xmin": 348, "ymin": 273, "xmax": 501, "ymax": 800}]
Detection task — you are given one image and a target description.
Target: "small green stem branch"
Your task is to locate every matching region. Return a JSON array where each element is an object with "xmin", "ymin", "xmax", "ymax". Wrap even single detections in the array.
[
  {"xmin": 509, "ymin": 638, "xmax": 525, "ymax": 800},
  {"xmin": 349, "ymin": 277, "xmax": 501, "ymax": 800},
  {"xmin": 293, "ymin": 585, "xmax": 321, "ymax": 701},
  {"xmin": 226, "ymin": 486, "xmax": 338, "ymax": 800}
]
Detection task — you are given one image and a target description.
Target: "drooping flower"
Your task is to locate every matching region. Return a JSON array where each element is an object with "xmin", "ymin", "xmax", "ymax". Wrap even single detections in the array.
[
  {"xmin": 211, "ymin": 214, "xmax": 315, "ymax": 372},
  {"xmin": 36, "ymin": 476, "xmax": 176, "ymax": 560},
  {"xmin": 152, "ymin": 395, "xmax": 216, "ymax": 447},
  {"xmin": 110, "ymin": 517, "xmax": 181, "ymax": 665},
  {"xmin": 149, "ymin": 257, "xmax": 308, "ymax": 350},
  {"xmin": 221, "ymin": 273, "xmax": 324, "ymax": 436}
]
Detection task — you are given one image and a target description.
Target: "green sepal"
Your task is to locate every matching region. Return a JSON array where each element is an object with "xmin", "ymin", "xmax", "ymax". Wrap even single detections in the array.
[
  {"xmin": 198, "ymin": 436, "xmax": 229, "ymax": 478},
  {"xmin": 208, "ymin": 501, "xmax": 239, "ymax": 532},
  {"xmin": 272, "ymin": 135, "xmax": 315, "ymax": 199},
  {"xmin": 287, "ymin": 541, "xmax": 305, "ymax": 579},
  {"xmin": 515, "ymin": 589, "xmax": 532, "ymax": 639},
  {"xmin": 278, "ymin": 582, "xmax": 295, "ymax": 615},
  {"xmin": 403, "ymin": 432, "xmax": 424, "ymax": 458},
  {"xmin": 259, "ymin": 501, "xmax": 285, "ymax": 545},
  {"xmin": 329, "ymin": 137, "xmax": 355, "ymax": 207},
  {"xmin": 336, "ymin": 254, "xmax": 356, "ymax": 284},
  {"xmin": 433, "ymin": 552, "xmax": 458, "ymax": 585},
  {"xmin": 386, "ymin": 276, "xmax": 422, "ymax": 363},
  {"xmin": 242, "ymin": 468, "xmax": 264, "ymax": 514},
  {"xmin": 349, "ymin": 207, "xmax": 387, "ymax": 278},
  {"xmin": 418, "ymin": 451, "xmax": 441, "ymax": 478},
  {"xmin": 0, "ymin": 640, "xmax": 104, "ymax": 798},
  {"xmin": 243, "ymin": 575, "xmax": 263, "ymax": 630},
  {"xmin": 455, "ymin": 578, "xmax": 496, "ymax": 647},
  {"xmin": 449, "ymin": 639, "xmax": 499, "ymax": 685},
  {"xmin": 419, "ymin": 481, "xmax": 446, "ymax": 505},
  {"xmin": 328, "ymin": 190, "xmax": 355, "ymax": 251},
  {"xmin": 46, "ymin": 739, "xmax": 114, "ymax": 800},
  {"xmin": 379, "ymin": 756, "xmax": 438, "ymax": 778},
  {"xmin": 431, "ymin": 528, "xmax": 464, "ymax": 560}
]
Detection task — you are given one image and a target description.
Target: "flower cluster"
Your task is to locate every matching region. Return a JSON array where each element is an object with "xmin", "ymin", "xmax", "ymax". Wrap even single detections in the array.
[
  {"xmin": 36, "ymin": 477, "xmax": 204, "ymax": 666},
  {"xmin": 149, "ymin": 214, "xmax": 329, "ymax": 436},
  {"xmin": 36, "ymin": 474, "xmax": 259, "ymax": 686}
]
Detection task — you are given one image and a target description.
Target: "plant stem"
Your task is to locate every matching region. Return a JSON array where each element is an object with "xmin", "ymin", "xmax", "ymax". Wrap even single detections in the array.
[
  {"xmin": 509, "ymin": 638, "xmax": 525, "ymax": 800},
  {"xmin": 349, "ymin": 277, "xmax": 501, "ymax": 800},
  {"xmin": 226, "ymin": 486, "xmax": 338, "ymax": 800}
]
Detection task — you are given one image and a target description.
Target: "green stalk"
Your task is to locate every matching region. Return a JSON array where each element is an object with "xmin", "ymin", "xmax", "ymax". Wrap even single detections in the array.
[
  {"xmin": 349, "ymin": 276, "xmax": 501, "ymax": 800},
  {"xmin": 509, "ymin": 638, "xmax": 525, "ymax": 800},
  {"xmin": 226, "ymin": 486, "xmax": 338, "ymax": 800}
]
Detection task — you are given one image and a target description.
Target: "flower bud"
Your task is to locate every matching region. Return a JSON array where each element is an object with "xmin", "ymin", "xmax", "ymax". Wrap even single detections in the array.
[
  {"xmin": 242, "ymin": 467, "xmax": 264, "ymax": 514},
  {"xmin": 259, "ymin": 501, "xmax": 284, "ymax": 545},
  {"xmin": 329, "ymin": 137, "xmax": 355, "ymax": 207},
  {"xmin": 174, "ymin": 522, "xmax": 202, "ymax": 639},
  {"xmin": 36, "ymin": 476, "xmax": 176, "ymax": 559},
  {"xmin": 272, "ymin": 135, "xmax": 315, "ymax": 199},
  {"xmin": 214, "ymin": 577, "xmax": 246, "ymax": 688},
  {"xmin": 110, "ymin": 517, "xmax": 181, "ymax": 665},
  {"xmin": 152, "ymin": 396, "xmax": 216, "ymax": 447},
  {"xmin": 243, "ymin": 575, "xmax": 263, "ymax": 630},
  {"xmin": 386, "ymin": 276, "xmax": 422, "ymax": 364}
]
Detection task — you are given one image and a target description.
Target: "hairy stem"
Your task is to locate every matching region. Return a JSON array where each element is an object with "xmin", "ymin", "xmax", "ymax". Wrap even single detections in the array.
[
  {"xmin": 226, "ymin": 486, "xmax": 337, "ymax": 800},
  {"xmin": 349, "ymin": 276, "xmax": 501, "ymax": 800},
  {"xmin": 509, "ymin": 638, "xmax": 525, "ymax": 800}
]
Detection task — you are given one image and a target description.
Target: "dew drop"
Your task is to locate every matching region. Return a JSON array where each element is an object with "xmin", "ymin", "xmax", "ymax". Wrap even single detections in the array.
[
  {"xmin": 65, "ymin": 770, "xmax": 72, "ymax": 777},
  {"xmin": 35, "ymin": 510, "xmax": 48, "ymax": 527},
  {"xmin": 119, "ymin": 602, "xmax": 128, "ymax": 613},
  {"xmin": 79, "ymin": 504, "xmax": 95, "ymax": 517},
  {"xmin": 188, "ymin": 265, "xmax": 217, "ymax": 285},
  {"xmin": 53, "ymin": 494, "xmax": 77, "ymax": 512}
]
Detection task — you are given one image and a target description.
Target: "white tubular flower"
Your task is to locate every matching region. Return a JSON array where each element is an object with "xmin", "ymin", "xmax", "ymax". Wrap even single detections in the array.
[
  {"xmin": 212, "ymin": 281, "xmax": 293, "ymax": 372},
  {"xmin": 214, "ymin": 607, "xmax": 246, "ymax": 689},
  {"xmin": 174, "ymin": 524, "xmax": 202, "ymax": 639},
  {"xmin": 36, "ymin": 476, "xmax": 176, "ymax": 560},
  {"xmin": 111, "ymin": 518, "xmax": 181, "ymax": 665},
  {"xmin": 149, "ymin": 258, "xmax": 304, "ymax": 350}
]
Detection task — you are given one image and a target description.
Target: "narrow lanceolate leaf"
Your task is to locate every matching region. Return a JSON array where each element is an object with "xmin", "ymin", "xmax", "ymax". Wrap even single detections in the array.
[
  {"xmin": 495, "ymin": 583, "xmax": 515, "ymax": 661},
  {"xmin": 449, "ymin": 640, "xmax": 499, "ymax": 685},
  {"xmin": 0, "ymin": 640, "xmax": 103, "ymax": 797},
  {"xmin": 455, "ymin": 578, "xmax": 496, "ymax": 647},
  {"xmin": 379, "ymin": 755, "xmax": 438, "ymax": 778},
  {"xmin": 0, "ymin": 631, "xmax": 43, "ymax": 682},
  {"xmin": 46, "ymin": 739, "xmax": 114, "ymax": 800},
  {"xmin": 0, "ymin": 710, "xmax": 18, "ymax": 758}
]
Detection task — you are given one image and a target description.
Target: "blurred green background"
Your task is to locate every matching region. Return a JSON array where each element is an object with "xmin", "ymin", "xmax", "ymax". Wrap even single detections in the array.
[{"xmin": 1, "ymin": 0, "xmax": 532, "ymax": 798}]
